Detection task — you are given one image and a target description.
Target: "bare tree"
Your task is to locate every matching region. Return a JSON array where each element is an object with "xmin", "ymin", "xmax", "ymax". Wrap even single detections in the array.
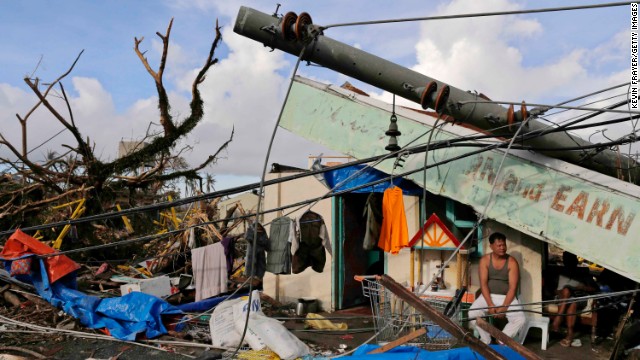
[{"xmin": 0, "ymin": 19, "xmax": 232, "ymax": 245}]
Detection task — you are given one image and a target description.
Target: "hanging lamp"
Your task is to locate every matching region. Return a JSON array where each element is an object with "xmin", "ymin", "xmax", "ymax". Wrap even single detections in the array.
[{"xmin": 385, "ymin": 94, "xmax": 401, "ymax": 152}]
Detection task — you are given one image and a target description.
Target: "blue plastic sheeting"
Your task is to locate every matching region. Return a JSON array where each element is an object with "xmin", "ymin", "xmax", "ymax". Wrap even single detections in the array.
[
  {"xmin": 322, "ymin": 165, "xmax": 423, "ymax": 196},
  {"xmin": 2, "ymin": 255, "xmax": 181, "ymax": 341},
  {"xmin": 176, "ymin": 291, "xmax": 247, "ymax": 312},
  {"xmin": 346, "ymin": 344, "xmax": 525, "ymax": 360}
]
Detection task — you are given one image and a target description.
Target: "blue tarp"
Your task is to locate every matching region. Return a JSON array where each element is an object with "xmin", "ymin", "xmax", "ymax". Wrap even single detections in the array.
[
  {"xmin": 347, "ymin": 344, "xmax": 525, "ymax": 360},
  {"xmin": 2, "ymin": 255, "xmax": 181, "ymax": 341},
  {"xmin": 322, "ymin": 164, "xmax": 423, "ymax": 196},
  {"xmin": 176, "ymin": 290, "xmax": 247, "ymax": 312}
]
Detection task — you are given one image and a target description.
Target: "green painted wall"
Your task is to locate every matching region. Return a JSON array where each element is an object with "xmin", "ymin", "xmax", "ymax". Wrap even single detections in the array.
[{"xmin": 281, "ymin": 78, "xmax": 640, "ymax": 282}]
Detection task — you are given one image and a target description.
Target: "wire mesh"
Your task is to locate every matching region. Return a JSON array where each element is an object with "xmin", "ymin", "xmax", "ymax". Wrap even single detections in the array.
[{"xmin": 358, "ymin": 276, "xmax": 460, "ymax": 350}]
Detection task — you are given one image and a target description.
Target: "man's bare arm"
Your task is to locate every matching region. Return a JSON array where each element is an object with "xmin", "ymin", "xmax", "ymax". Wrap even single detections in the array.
[{"xmin": 503, "ymin": 257, "xmax": 520, "ymax": 307}]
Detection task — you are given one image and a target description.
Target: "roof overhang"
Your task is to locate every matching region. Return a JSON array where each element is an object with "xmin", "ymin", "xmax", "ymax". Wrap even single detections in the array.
[{"xmin": 280, "ymin": 76, "xmax": 640, "ymax": 282}]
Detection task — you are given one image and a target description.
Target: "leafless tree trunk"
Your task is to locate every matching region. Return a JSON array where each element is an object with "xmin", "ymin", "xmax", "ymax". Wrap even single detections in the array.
[{"xmin": 0, "ymin": 19, "xmax": 232, "ymax": 249}]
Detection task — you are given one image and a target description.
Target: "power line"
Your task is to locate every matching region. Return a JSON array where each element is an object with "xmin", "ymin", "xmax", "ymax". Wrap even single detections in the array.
[
  {"xmin": 3, "ymin": 112, "xmax": 636, "ymax": 238},
  {"xmin": 38, "ymin": 125, "xmax": 640, "ymax": 259},
  {"xmin": 321, "ymin": 1, "xmax": 632, "ymax": 29},
  {"xmin": 545, "ymin": 92, "xmax": 629, "ymax": 119},
  {"xmin": 459, "ymin": 99, "xmax": 640, "ymax": 116},
  {"xmin": 26, "ymin": 128, "xmax": 67, "ymax": 156},
  {"xmin": 6, "ymin": 83, "xmax": 637, "ymax": 235},
  {"xmin": 231, "ymin": 46, "xmax": 308, "ymax": 358}
]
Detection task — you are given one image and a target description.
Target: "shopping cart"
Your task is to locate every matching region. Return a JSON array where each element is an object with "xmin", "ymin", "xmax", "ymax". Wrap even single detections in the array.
[{"xmin": 355, "ymin": 275, "xmax": 462, "ymax": 350}]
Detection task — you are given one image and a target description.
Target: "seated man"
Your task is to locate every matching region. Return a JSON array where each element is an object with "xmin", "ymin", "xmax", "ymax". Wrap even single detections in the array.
[
  {"xmin": 552, "ymin": 252, "xmax": 598, "ymax": 347},
  {"xmin": 469, "ymin": 232, "xmax": 525, "ymax": 344}
]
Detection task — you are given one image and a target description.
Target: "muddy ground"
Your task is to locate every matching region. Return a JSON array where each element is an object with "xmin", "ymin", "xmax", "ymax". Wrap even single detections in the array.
[{"xmin": 0, "ymin": 308, "xmax": 629, "ymax": 359}]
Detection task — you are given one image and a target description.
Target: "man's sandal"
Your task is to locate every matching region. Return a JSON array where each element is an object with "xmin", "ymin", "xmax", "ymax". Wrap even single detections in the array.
[
  {"xmin": 560, "ymin": 338, "xmax": 572, "ymax": 347},
  {"xmin": 571, "ymin": 339, "xmax": 582, "ymax": 347}
]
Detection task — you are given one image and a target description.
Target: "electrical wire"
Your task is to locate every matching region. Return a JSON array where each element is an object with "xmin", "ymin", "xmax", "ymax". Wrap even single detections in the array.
[
  {"xmin": 466, "ymin": 288, "xmax": 639, "ymax": 311},
  {"xmin": 169, "ymin": 277, "xmax": 251, "ymax": 327},
  {"xmin": 6, "ymin": 95, "xmax": 637, "ymax": 240},
  {"xmin": 31, "ymin": 140, "xmax": 516, "ymax": 259},
  {"xmin": 229, "ymin": 46, "xmax": 307, "ymax": 360},
  {"xmin": 320, "ymin": 1, "xmax": 632, "ymax": 29},
  {"xmin": 418, "ymin": 114, "xmax": 444, "ymax": 288},
  {"xmin": 3, "ymin": 7, "xmax": 636, "ymax": 355},
  {"xmin": 544, "ymin": 91, "xmax": 629, "ymax": 119},
  {"xmin": 415, "ymin": 105, "xmax": 534, "ymax": 308},
  {"xmin": 421, "ymin": 86, "xmax": 637, "ymax": 290},
  {"xmin": 326, "ymin": 322, "xmax": 392, "ymax": 359},
  {"xmin": 26, "ymin": 128, "xmax": 68, "ymax": 156},
  {"xmin": 0, "ymin": 314, "xmax": 193, "ymax": 358},
  {"xmin": 459, "ymin": 99, "xmax": 640, "ymax": 115},
  {"xmin": 7, "ymin": 107, "xmax": 627, "ymax": 240},
  {"xmin": 271, "ymin": 95, "xmax": 459, "ymax": 225},
  {"xmin": 34, "ymin": 119, "xmax": 640, "ymax": 260}
]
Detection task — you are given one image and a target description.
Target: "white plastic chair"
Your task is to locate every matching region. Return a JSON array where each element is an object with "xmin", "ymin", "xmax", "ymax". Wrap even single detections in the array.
[{"xmin": 517, "ymin": 316, "xmax": 549, "ymax": 350}]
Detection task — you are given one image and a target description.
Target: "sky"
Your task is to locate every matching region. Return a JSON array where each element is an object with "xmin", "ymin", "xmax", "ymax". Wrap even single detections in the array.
[{"xmin": 0, "ymin": 0, "xmax": 632, "ymax": 192}]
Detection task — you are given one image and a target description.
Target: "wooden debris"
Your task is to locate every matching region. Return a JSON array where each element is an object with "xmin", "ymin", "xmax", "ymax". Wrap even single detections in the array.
[
  {"xmin": 377, "ymin": 274, "xmax": 506, "ymax": 360},
  {"xmin": 476, "ymin": 318, "xmax": 543, "ymax": 360},
  {"xmin": 0, "ymin": 346, "xmax": 46, "ymax": 359},
  {"xmin": 367, "ymin": 328, "xmax": 426, "ymax": 354},
  {"xmin": 13, "ymin": 290, "xmax": 49, "ymax": 308},
  {"xmin": 2, "ymin": 290, "xmax": 22, "ymax": 308},
  {"xmin": 259, "ymin": 292, "xmax": 282, "ymax": 308}
]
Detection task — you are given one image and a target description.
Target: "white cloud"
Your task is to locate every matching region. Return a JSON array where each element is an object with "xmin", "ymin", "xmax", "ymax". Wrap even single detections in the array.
[
  {"xmin": 158, "ymin": 25, "xmax": 338, "ymax": 177},
  {"xmin": 366, "ymin": 0, "xmax": 631, "ymax": 157},
  {"xmin": 1, "ymin": 0, "xmax": 631, "ymax": 184}
]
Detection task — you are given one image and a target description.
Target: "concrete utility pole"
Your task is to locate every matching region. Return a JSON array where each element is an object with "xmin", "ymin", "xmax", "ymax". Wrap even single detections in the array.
[{"xmin": 234, "ymin": 6, "xmax": 640, "ymax": 185}]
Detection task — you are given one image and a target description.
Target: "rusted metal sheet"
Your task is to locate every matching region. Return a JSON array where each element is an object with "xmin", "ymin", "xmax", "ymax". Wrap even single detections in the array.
[{"xmin": 281, "ymin": 77, "xmax": 640, "ymax": 282}]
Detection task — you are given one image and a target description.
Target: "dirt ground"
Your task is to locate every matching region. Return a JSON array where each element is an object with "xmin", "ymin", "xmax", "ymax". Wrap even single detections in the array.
[{"xmin": 0, "ymin": 309, "xmax": 627, "ymax": 359}]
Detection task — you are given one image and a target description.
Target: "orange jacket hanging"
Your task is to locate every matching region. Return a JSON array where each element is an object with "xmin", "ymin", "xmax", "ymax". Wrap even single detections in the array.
[{"xmin": 377, "ymin": 186, "xmax": 409, "ymax": 254}]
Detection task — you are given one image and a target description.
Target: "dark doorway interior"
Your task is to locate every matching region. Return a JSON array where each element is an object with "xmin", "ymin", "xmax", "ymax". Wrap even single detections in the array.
[{"xmin": 339, "ymin": 193, "xmax": 384, "ymax": 309}]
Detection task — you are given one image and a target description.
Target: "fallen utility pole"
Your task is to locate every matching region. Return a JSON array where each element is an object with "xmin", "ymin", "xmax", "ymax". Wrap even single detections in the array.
[
  {"xmin": 377, "ymin": 274, "xmax": 506, "ymax": 360},
  {"xmin": 234, "ymin": 6, "xmax": 640, "ymax": 185}
]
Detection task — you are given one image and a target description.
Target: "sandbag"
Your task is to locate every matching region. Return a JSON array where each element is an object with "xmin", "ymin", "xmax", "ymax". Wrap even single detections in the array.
[
  {"xmin": 233, "ymin": 291, "xmax": 267, "ymax": 350},
  {"xmin": 248, "ymin": 314, "xmax": 310, "ymax": 360},
  {"xmin": 210, "ymin": 290, "xmax": 263, "ymax": 349}
]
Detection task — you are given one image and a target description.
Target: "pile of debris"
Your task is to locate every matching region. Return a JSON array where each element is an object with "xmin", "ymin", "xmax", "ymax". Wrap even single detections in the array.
[
  {"xmin": 0, "ymin": 192, "xmax": 543, "ymax": 360},
  {"xmin": 0, "ymin": 194, "xmax": 321, "ymax": 359}
]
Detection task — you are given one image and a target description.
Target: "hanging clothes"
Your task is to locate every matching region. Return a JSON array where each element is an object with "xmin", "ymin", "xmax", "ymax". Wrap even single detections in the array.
[
  {"xmin": 187, "ymin": 228, "xmax": 196, "ymax": 249},
  {"xmin": 362, "ymin": 192, "xmax": 383, "ymax": 251},
  {"xmin": 191, "ymin": 242, "xmax": 228, "ymax": 301},
  {"xmin": 378, "ymin": 186, "xmax": 409, "ymax": 254},
  {"xmin": 244, "ymin": 223, "xmax": 268, "ymax": 279},
  {"xmin": 266, "ymin": 216, "xmax": 294, "ymax": 274},
  {"xmin": 292, "ymin": 211, "xmax": 331, "ymax": 274},
  {"xmin": 220, "ymin": 236, "xmax": 237, "ymax": 274}
]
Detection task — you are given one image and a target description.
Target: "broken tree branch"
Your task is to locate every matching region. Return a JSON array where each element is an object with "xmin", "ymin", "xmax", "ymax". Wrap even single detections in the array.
[
  {"xmin": 18, "ymin": 50, "xmax": 84, "ymax": 125},
  {"xmin": 0, "ymin": 346, "xmax": 46, "ymax": 359},
  {"xmin": 134, "ymin": 18, "xmax": 176, "ymax": 136},
  {"xmin": 0, "ymin": 185, "xmax": 93, "ymax": 219}
]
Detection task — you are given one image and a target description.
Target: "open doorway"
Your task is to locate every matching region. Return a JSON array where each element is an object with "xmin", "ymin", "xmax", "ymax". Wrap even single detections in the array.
[{"xmin": 333, "ymin": 193, "xmax": 384, "ymax": 310}]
